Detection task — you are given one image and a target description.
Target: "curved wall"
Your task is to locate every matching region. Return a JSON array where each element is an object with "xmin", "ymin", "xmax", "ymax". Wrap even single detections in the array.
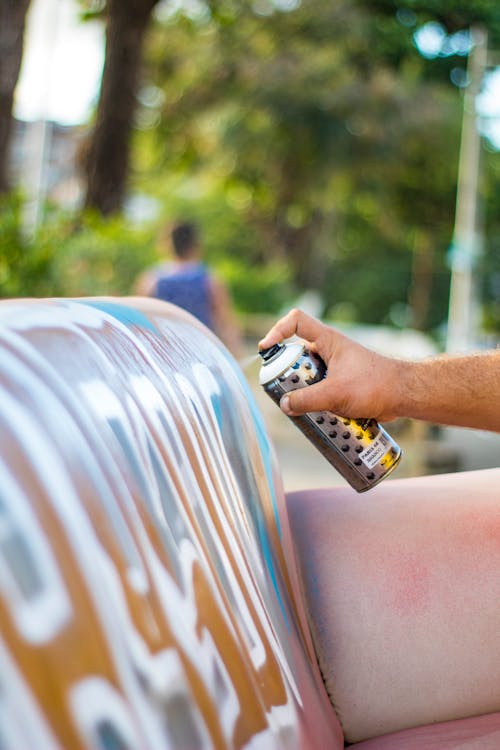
[{"xmin": 0, "ymin": 298, "xmax": 342, "ymax": 750}]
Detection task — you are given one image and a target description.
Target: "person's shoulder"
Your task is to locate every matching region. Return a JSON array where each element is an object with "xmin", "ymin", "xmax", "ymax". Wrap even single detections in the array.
[
  {"xmin": 135, "ymin": 262, "xmax": 174, "ymax": 295},
  {"xmin": 155, "ymin": 261, "xmax": 177, "ymax": 277}
]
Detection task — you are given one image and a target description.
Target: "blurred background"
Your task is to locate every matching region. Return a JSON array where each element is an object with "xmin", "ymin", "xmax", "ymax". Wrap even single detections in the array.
[{"xmin": 1, "ymin": 0, "xmax": 499, "ymax": 490}]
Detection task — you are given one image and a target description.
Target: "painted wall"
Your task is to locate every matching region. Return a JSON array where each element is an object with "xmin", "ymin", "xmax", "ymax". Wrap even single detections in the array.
[{"xmin": 0, "ymin": 297, "xmax": 342, "ymax": 750}]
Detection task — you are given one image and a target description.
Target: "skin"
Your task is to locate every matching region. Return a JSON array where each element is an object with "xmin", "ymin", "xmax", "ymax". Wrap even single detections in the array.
[{"xmin": 259, "ymin": 308, "xmax": 500, "ymax": 432}]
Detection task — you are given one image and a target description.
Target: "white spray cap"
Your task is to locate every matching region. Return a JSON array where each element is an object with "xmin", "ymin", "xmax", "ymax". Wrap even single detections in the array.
[{"xmin": 258, "ymin": 341, "xmax": 304, "ymax": 385}]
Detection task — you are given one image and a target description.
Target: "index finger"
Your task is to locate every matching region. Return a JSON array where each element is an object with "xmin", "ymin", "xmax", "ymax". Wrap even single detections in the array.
[{"xmin": 258, "ymin": 308, "xmax": 325, "ymax": 349}]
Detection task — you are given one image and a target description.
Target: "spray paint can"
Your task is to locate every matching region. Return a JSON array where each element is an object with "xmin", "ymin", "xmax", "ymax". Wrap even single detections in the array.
[{"xmin": 258, "ymin": 341, "xmax": 402, "ymax": 492}]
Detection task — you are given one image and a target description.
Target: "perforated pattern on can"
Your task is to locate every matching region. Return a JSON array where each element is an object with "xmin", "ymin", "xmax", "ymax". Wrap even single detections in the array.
[{"xmin": 277, "ymin": 353, "xmax": 399, "ymax": 483}]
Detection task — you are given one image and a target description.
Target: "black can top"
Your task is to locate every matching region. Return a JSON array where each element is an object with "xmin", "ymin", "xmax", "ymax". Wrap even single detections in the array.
[{"xmin": 258, "ymin": 343, "xmax": 286, "ymax": 362}]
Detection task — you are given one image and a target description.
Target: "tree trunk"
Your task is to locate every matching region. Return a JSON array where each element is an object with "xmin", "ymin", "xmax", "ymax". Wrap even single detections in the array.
[
  {"xmin": 0, "ymin": 0, "xmax": 31, "ymax": 194},
  {"xmin": 84, "ymin": 0, "xmax": 160, "ymax": 215},
  {"xmin": 408, "ymin": 228, "xmax": 434, "ymax": 331}
]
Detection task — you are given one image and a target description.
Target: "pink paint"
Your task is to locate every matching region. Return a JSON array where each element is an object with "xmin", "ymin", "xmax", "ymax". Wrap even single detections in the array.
[
  {"xmin": 386, "ymin": 551, "xmax": 431, "ymax": 618},
  {"xmin": 454, "ymin": 507, "xmax": 500, "ymax": 550},
  {"xmin": 338, "ymin": 524, "xmax": 435, "ymax": 619}
]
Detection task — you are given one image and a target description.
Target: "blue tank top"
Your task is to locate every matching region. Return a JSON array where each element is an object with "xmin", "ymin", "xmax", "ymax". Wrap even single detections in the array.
[{"xmin": 154, "ymin": 264, "xmax": 214, "ymax": 330}]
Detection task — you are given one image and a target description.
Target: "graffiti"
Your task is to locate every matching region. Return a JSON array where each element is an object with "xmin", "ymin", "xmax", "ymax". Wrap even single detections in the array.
[{"xmin": 0, "ymin": 298, "xmax": 341, "ymax": 749}]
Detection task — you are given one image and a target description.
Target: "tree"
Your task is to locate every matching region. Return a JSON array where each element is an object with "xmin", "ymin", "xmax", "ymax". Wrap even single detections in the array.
[
  {"xmin": 0, "ymin": 0, "xmax": 31, "ymax": 194},
  {"xmin": 354, "ymin": 0, "xmax": 500, "ymax": 49},
  {"xmin": 84, "ymin": 0, "xmax": 161, "ymax": 215},
  {"xmin": 139, "ymin": 0, "xmax": 500, "ymax": 331},
  {"xmin": 139, "ymin": 0, "xmax": 462, "ymax": 320}
]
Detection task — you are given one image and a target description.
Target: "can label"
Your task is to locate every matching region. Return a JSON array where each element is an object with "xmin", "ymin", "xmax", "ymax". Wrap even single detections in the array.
[{"xmin": 359, "ymin": 432, "xmax": 391, "ymax": 469}]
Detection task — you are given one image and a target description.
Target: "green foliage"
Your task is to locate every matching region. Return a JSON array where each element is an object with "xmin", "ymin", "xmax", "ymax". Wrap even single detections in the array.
[
  {"xmin": 0, "ymin": 193, "xmax": 62, "ymax": 298},
  {"xmin": 357, "ymin": 0, "xmax": 500, "ymax": 50},
  {"xmin": 133, "ymin": 0, "xmax": 480, "ymax": 331},
  {"xmin": 217, "ymin": 258, "xmax": 293, "ymax": 314},
  {"xmin": 52, "ymin": 211, "xmax": 157, "ymax": 296},
  {"xmin": 3, "ymin": 0, "xmax": 500, "ymax": 335},
  {"xmin": 0, "ymin": 191, "xmax": 292, "ymax": 316},
  {"xmin": 481, "ymin": 154, "xmax": 500, "ymax": 334},
  {"xmin": 0, "ymin": 195, "xmax": 157, "ymax": 299}
]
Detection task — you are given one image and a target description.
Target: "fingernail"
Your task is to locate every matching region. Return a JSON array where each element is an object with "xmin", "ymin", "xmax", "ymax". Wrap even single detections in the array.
[{"xmin": 280, "ymin": 395, "xmax": 292, "ymax": 415}]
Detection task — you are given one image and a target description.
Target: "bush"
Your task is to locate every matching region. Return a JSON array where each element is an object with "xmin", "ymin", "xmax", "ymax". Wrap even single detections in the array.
[
  {"xmin": 0, "ymin": 193, "xmax": 63, "ymax": 298},
  {"xmin": 216, "ymin": 258, "xmax": 294, "ymax": 315},
  {"xmin": 52, "ymin": 211, "xmax": 157, "ymax": 296},
  {"xmin": 0, "ymin": 194, "xmax": 293, "ymax": 319},
  {"xmin": 0, "ymin": 196, "xmax": 157, "ymax": 299}
]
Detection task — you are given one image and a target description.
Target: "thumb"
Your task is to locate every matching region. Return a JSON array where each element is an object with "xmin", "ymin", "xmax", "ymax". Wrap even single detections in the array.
[{"xmin": 280, "ymin": 379, "xmax": 335, "ymax": 416}]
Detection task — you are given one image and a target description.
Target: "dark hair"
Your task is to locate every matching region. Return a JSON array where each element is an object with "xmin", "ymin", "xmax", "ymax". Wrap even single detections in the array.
[{"xmin": 170, "ymin": 222, "xmax": 199, "ymax": 258}]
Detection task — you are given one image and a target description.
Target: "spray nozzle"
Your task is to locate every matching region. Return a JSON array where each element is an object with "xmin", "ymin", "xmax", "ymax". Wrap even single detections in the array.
[{"xmin": 258, "ymin": 343, "xmax": 286, "ymax": 362}]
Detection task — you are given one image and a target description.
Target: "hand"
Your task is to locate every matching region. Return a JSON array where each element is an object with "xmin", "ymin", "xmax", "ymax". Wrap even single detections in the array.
[{"xmin": 259, "ymin": 309, "xmax": 401, "ymax": 421}]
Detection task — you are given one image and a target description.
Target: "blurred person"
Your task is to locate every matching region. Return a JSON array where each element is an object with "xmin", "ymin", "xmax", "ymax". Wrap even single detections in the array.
[
  {"xmin": 135, "ymin": 221, "xmax": 242, "ymax": 355},
  {"xmin": 259, "ymin": 307, "xmax": 500, "ymax": 432}
]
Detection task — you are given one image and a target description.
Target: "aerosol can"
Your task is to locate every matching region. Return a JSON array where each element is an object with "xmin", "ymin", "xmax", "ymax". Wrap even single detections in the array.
[{"xmin": 258, "ymin": 341, "xmax": 402, "ymax": 492}]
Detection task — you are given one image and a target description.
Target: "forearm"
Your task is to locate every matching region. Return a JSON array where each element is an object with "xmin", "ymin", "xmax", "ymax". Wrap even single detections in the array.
[
  {"xmin": 394, "ymin": 350, "xmax": 500, "ymax": 432},
  {"xmin": 260, "ymin": 309, "xmax": 500, "ymax": 432}
]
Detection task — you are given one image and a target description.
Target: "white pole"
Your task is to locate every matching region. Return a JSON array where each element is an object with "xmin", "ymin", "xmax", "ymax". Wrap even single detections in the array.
[
  {"xmin": 446, "ymin": 27, "xmax": 488, "ymax": 353},
  {"xmin": 20, "ymin": 0, "xmax": 61, "ymax": 234}
]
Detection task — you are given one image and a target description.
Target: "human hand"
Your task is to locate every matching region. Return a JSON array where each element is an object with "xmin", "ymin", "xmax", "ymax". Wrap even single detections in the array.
[{"xmin": 259, "ymin": 308, "xmax": 401, "ymax": 421}]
